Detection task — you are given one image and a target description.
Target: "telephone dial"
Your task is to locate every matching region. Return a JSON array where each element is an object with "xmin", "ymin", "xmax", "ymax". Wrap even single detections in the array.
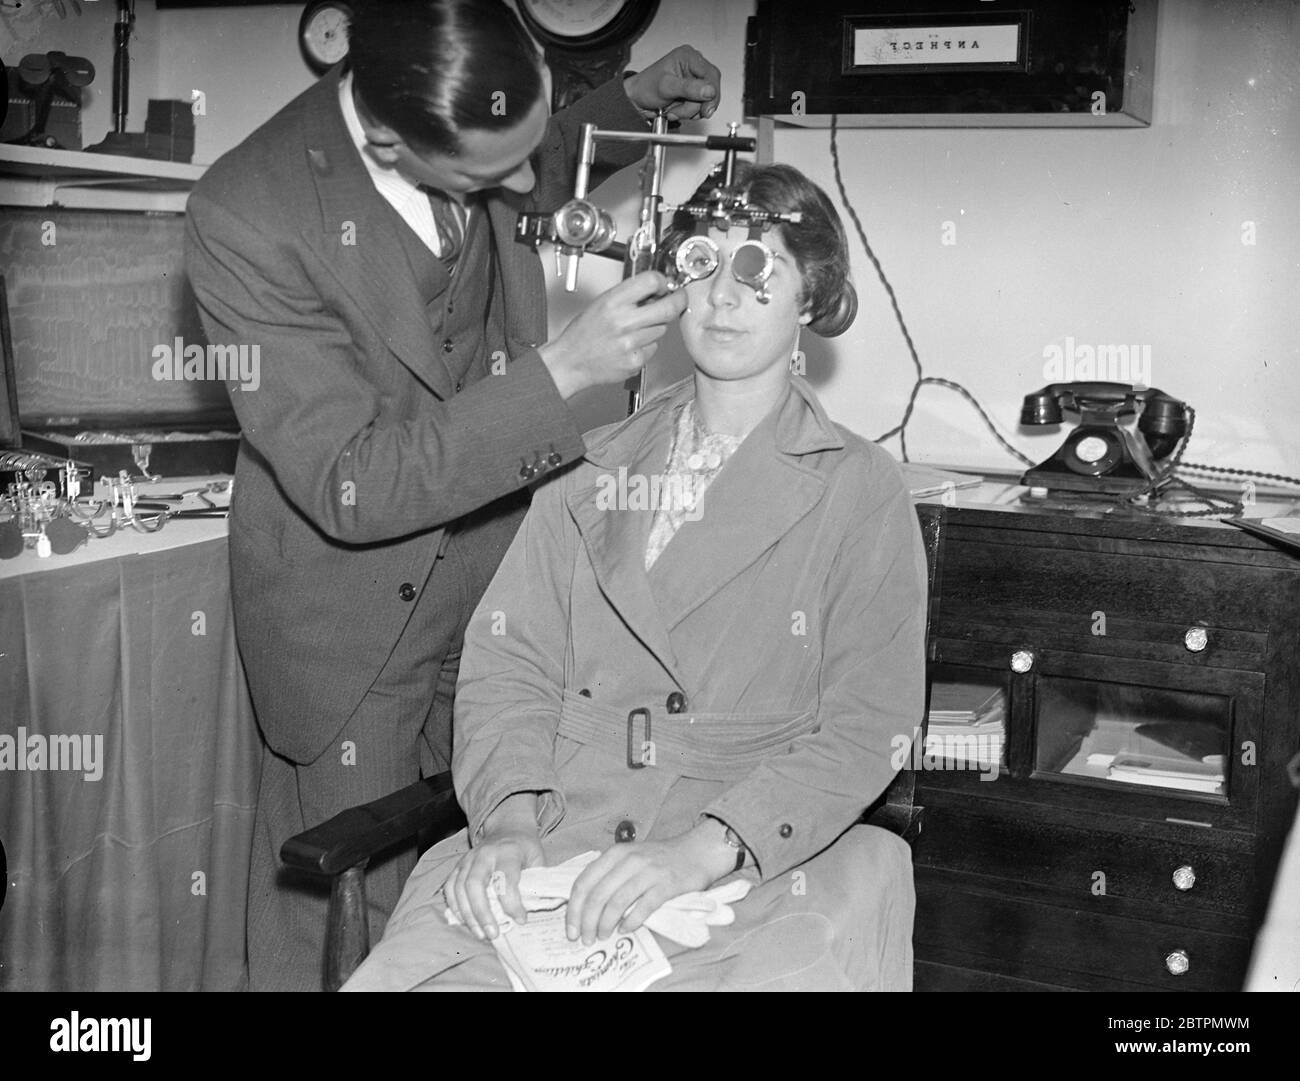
[{"xmin": 1019, "ymin": 382, "xmax": 1191, "ymax": 496}]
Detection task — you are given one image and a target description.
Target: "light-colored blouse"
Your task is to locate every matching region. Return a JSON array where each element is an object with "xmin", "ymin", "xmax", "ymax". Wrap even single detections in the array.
[{"xmin": 645, "ymin": 398, "xmax": 744, "ymax": 570}]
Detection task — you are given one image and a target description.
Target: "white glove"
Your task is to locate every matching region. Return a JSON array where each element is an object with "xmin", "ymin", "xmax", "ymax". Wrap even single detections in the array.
[{"xmin": 446, "ymin": 850, "xmax": 752, "ymax": 948}]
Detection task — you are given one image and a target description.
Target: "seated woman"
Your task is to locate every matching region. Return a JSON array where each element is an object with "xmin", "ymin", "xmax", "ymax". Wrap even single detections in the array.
[{"xmin": 344, "ymin": 163, "xmax": 929, "ymax": 992}]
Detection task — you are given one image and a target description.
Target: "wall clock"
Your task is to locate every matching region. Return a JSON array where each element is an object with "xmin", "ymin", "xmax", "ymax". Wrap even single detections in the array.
[
  {"xmin": 299, "ymin": 0, "xmax": 352, "ymax": 76},
  {"xmin": 516, "ymin": 0, "xmax": 659, "ymax": 112}
]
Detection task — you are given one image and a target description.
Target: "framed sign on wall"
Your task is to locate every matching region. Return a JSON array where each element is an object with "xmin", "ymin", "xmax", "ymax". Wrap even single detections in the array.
[{"xmin": 745, "ymin": 0, "xmax": 1157, "ymax": 128}]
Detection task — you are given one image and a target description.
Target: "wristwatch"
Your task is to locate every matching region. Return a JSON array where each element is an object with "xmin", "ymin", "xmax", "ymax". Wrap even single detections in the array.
[{"xmin": 707, "ymin": 817, "xmax": 746, "ymax": 873}]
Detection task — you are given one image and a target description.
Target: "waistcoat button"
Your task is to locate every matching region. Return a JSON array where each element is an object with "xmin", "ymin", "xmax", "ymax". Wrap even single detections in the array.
[
  {"xmin": 398, "ymin": 582, "xmax": 416, "ymax": 602},
  {"xmin": 666, "ymin": 691, "xmax": 686, "ymax": 714},
  {"xmin": 614, "ymin": 819, "xmax": 636, "ymax": 843}
]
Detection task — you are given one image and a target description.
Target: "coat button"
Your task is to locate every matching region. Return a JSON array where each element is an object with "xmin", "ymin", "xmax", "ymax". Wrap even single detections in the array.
[
  {"xmin": 547, "ymin": 451, "xmax": 562, "ymax": 467},
  {"xmin": 442, "ymin": 339, "xmax": 454, "ymax": 353},
  {"xmin": 454, "ymin": 379, "xmax": 463, "ymax": 392},
  {"xmin": 518, "ymin": 461, "xmax": 535, "ymax": 481},
  {"xmin": 614, "ymin": 819, "xmax": 636, "ymax": 843},
  {"xmin": 666, "ymin": 691, "xmax": 686, "ymax": 714},
  {"xmin": 779, "ymin": 823, "xmax": 793, "ymax": 838},
  {"xmin": 398, "ymin": 582, "xmax": 417, "ymax": 602},
  {"xmin": 578, "ymin": 688, "xmax": 592, "ymax": 698}
]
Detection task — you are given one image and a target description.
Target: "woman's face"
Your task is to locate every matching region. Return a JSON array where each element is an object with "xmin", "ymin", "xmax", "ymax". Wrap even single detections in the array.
[{"xmin": 678, "ymin": 225, "xmax": 812, "ymax": 383}]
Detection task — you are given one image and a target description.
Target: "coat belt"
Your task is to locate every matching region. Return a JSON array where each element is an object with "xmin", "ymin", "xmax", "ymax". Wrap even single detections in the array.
[{"xmin": 556, "ymin": 690, "xmax": 817, "ymax": 781}]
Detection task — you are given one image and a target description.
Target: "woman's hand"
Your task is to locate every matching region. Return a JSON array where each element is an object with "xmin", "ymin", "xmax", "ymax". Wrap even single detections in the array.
[
  {"xmin": 565, "ymin": 821, "xmax": 738, "ymax": 945},
  {"xmin": 444, "ymin": 794, "xmax": 545, "ymax": 940}
]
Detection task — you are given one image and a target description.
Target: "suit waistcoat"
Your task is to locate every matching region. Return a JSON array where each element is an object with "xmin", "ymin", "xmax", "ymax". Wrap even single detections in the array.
[
  {"xmin": 383, "ymin": 197, "xmax": 501, "ymax": 395},
  {"xmin": 381, "ymin": 198, "xmax": 529, "ymax": 582}
]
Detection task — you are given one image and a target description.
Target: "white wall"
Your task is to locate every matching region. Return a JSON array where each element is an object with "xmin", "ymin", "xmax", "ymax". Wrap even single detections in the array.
[
  {"xmin": 574, "ymin": 0, "xmax": 1300, "ymax": 478},
  {"xmin": 9, "ymin": 0, "xmax": 1295, "ymax": 478}
]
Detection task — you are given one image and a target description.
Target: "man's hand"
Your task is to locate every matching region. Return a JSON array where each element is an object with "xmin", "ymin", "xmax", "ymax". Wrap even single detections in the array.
[
  {"xmin": 444, "ymin": 794, "xmax": 545, "ymax": 940},
  {"xmin": 624, "ymin": 45, "xmax": 721, "ymax": 121},
  {"xmin": 564, "ymin": 822, "xmax": 737, "ymax": 945},
  {"xmin": 538, "ymin": 270, "xmax": 686, "ymax": 400}
]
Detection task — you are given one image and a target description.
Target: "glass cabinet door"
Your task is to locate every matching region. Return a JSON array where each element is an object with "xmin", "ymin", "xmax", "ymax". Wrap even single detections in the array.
[{"xmin": 1034, "ymin": 677, "xmax": 1230, "ymax": 800}]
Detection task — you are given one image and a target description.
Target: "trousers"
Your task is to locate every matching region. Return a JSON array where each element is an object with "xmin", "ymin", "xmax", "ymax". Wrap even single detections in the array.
[{"xmin": 244, "ymin": 498, "xmax": 525, "ymax": 992}]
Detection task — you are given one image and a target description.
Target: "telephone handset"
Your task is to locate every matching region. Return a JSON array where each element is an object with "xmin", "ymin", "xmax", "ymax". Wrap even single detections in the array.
[{"xmin": 1019, "ymin": 382, "xmax": 1191, "ymax": 496}]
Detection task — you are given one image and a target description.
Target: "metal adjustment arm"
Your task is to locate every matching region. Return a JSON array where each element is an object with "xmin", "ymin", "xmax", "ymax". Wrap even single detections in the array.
[{"xmin": 514, "ymin": 119, "xmax": 757, "ymax": 415}]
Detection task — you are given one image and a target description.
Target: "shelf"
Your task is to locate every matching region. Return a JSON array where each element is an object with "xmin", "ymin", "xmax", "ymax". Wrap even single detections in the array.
[
  {"xmin": 759, "ymin": 112, "xmax": 1153, "ymax": 130},
  {"xmin": 0, "ymin": 145, "xmax": 205, "ymax": 212}
]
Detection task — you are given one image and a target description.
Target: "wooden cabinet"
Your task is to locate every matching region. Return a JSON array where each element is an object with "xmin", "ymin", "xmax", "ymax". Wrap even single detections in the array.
[{"xmin": 911, "ymin": 501, "xmax": 1300, "ymax": 991}]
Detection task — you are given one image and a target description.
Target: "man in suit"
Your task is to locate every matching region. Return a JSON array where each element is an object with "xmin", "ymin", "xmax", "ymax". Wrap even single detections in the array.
[{"xmin": 184, "ymin": 0, "xmax": 720, "ymax": 990}]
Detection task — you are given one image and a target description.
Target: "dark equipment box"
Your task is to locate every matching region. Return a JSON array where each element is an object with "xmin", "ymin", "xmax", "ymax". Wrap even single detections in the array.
[{"xmin": 20, "ymin": 424, "xmax": 239, "ymax": 480}]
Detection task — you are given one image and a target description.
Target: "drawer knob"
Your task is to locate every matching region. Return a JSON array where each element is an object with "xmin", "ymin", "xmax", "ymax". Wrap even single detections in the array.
[
  {"xmin": 1172, "ymin": 865, "xmax": 1196, "ymax": 891},
  {"xmin": 1165, "ymin": 949, "xmax": 1190, "ymax": 976},
  {"xmin": 1184, "ymin": 627, "xmax": 1209, "ymax": 652},
  {"xmin": 1010, "ymin": 649, "xmax": 1035, "ymax": 674}
]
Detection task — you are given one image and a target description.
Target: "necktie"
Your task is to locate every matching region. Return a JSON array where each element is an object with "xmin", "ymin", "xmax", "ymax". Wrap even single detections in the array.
[{"xmin": 425, "ymin": 189, "xmax": 464, "ymax": 267}]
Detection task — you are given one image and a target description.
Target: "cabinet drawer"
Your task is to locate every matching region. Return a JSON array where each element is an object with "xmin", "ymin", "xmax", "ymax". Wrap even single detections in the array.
[
  {"xmin": 913, "ymin": 806, "xmax": 1254, "ymax": 919},
  {"xmin": 938, "ymin": 539, "xmax": 1275, "ymax": 644},
  {"xmin": 915, "ymin": 875, "xmax": 1251, "ymax": 991}
]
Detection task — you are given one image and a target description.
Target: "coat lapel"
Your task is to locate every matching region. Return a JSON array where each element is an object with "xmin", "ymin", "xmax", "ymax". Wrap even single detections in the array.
[
  {"xmin": 298, "ymin": 70, "xmax": 454, "ymax": 399},
  {"xmin": 646, "ymin": 380, "xmax": 840, "ymax": 629},
  {"xmin": 567, "ymin": 376, "xmax": 846, "ymax": 684},
  {"xmin": 567, "ymin": 390, "xmax": 685, "ymax": 685}
]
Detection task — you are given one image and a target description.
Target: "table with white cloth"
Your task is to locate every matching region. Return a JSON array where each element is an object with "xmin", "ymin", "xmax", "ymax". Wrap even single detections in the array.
[{"xmin": 0, "ymin": 477, "xmax": 259, "ymax": 990}]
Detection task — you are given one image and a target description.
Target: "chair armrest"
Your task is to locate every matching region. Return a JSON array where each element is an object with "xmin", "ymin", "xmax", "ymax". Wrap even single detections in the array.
[
  {"xmin": 281, "ymin": 771, "xmax": 467, "ymax": 876},
  {"xmin": 864, "ymin": 763, "xmax": 924, "ymax": 846},
  {"xmin": 866, "ymin": 803, "xmax": 924, "ymax": 845}
]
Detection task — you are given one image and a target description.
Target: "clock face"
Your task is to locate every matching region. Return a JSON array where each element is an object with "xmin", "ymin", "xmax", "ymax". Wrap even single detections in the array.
[
  {"xmin": 301, "ymin": 2, "xmax": 352, "ymax": 72},
  {"xmin": 520, "ymin": 0, "xmax": 630, "ymax": 40}
]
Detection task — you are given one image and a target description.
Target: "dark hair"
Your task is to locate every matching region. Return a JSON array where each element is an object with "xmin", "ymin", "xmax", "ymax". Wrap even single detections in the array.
[
  {"xmin": 661, "ymin": 162, "xmax": 857, "ymax": 337},
  {"xmin": 348, "ymin": 0, "xmax": 545, "ymax": 155}
]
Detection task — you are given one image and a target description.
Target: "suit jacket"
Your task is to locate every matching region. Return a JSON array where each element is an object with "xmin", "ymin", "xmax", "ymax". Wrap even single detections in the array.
[
  {"xmin": 184, "ymin": 68, "xmax": 646, "ymax": 763},
  {"xmin": 453, "ymin": 375, "xmax": 929, "ymax": 882}
]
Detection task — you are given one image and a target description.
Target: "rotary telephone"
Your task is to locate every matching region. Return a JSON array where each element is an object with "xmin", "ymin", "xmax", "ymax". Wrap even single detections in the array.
[{"xmin": 1019, "ymin": 382, "xmax": 1191, "ymax": 496}]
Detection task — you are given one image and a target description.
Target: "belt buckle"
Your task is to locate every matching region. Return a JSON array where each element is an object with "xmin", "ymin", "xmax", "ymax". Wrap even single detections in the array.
[{"xmin": 626, "ymin": 707, "xmax": 651, "ymax": 770}]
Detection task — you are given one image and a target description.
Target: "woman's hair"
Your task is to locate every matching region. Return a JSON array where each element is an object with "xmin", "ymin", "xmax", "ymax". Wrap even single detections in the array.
[
  {"xmin": 348, "ymin": 0, "xmax": 545, "ymax": 156},
  {"xmin": 661, "ymin": 162, "xmax": 857, "ymax": 337}
]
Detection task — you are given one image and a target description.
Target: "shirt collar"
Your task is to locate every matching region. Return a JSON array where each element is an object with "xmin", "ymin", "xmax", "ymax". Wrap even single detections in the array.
[{"xmin": 338, "ymin": 71, "xmax": 464, "ymax": 207}]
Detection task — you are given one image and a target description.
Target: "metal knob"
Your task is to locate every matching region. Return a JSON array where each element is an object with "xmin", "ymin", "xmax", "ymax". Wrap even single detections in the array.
[
  {"xmin": 1184, "ymin": 627, "xmax": 1208, "ymax": 652},
  {"xmin": 1172, "ymin": 865, "xmax": 1196, "ymax": 891},
  {"xmin": 1165, "ymin": 949, "xmax": 1190, "ymax": 976},
  {"xmin": 1010, "ymin": 649, "xmax": 1035, "ymax": 674},
  {"xmin": 553, "ymin": 199, "xmax": 617, "ymax": 251}
]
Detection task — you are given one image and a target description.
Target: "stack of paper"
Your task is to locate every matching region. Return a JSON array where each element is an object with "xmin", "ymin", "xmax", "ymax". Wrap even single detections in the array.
[
  {"xmin": 1106, "ymin": 752, "xmax": 1225, "ymax": 795},
  {"xmin": 926, "ymin": 682, "xmax": 1006, "ymax": 767}
]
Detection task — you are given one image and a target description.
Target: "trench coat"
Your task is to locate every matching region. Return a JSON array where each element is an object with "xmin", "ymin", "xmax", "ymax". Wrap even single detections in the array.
[{"xmin": 344, "ymin": 373, "xmax": 929, "ymax": 991}]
